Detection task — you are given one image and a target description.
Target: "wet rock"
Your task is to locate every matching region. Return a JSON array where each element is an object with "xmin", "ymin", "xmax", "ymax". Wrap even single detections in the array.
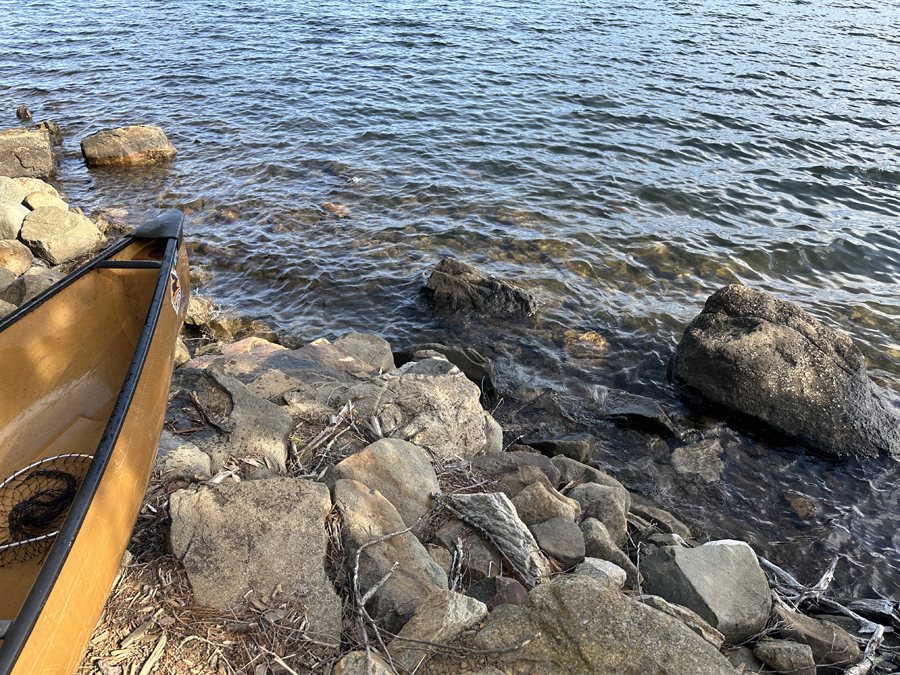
[
  {"xmin": 523, "ymin": 432, "xmax": 595, "ymax": 463},
  {"xmin": 640, "ymin": 541, "xmax": 771, "ymax": 643},
  {"xmin": 636, "ymin": 595, "xmax": 725, "ymax": 648},
  {"xmin": 20, "ymin": 206, "xmax": 105, "ymax": 265},
  {"xmin": 335, "ymin": 357, "xmax": 489, "ymax": 459},
  {"xmin": 753, "ymin": 639, "xmax": 816, "ymax": 675},
  {"xmin": 783, "ymin": 490, "xmax": 822, "ymax": 519},
  {"xmin": 627, "ymin": 499, "xmax": 693, "ymax": 540},
  {"xmin": 594, "ymin": 388, "xmax": 679, "ymax": 437},
  {"xmin": 434, "ymin": 518, "xmax": 503, "ymax": 582},
  {"xmin": 0, "ymin": 201, "xmax": 29, "ymax": 239},
  {"xmin": 572, "ymin": 557, "xmax": 626, "ymax": 590},
  {"xmin": 465, "ymin": 576, "xmax": 527, "ymax": 611},
  {"xmin": 550, "ymin": 455, "xmax": 626, "ymax": 490},
  {"xmin": 473, "ymin": 576, "xmax": 738, "ymax": 675},
  {"xmin": 168, "ymin": 478, "xmax": 341, "ymax": 644},
  {"xmin": 389, "ymin": 590, "xmax": 487, "ymax": 673},
  {"xmin": 0, "ymin": 267, "xmax": 64, "ymax": 306},
  {"xmin": 23, "ymin": 191, "xmax": 67, "ymax": 211},
  {"xmin": 394, "ymin": 342, "xmax": 497, "ymax": 398},
  {"xmin": 155, "ymin": 430, "xmax": 210, "ymax": 476},
  {"xmin": 336, "ymin": 479, "xmax": 448, "ymax": 633},
  {"xmin": 334, "ymin": 331, "xmax": 395, "ymax": 372},
  {"xmin": 511, "ymin": 482, "xmax": 580, "ymax": 526},
  {"xmin": 80, "ymin": 125, "xmax": 177, "ymax": 167},
  {"xmin": 325, "ymin": 438, "xmax": 438, "ymax": 529},
  {"xmin": 672, "ymin": 284, "xmax": 900, "ymax": 458},
  {"xmin": 580, "ymin": 518, "xmax": 641, "ymax": 589},
  {"xmin": 0, "ymin": 128, "xmax": 54, "ymax": 177},
  {"xmin": 773, "ymin": 601, "xmax": 860, "ymax": 667},
  {"xmin": 469, "ymin": 451, "xmax": 561, "ymax": 486},
  {"xmin": 529, "ymin": 516, "xmax": 585, "ymax": 568},
  {"xmin": 34, "ymin": 120, "xmax": 62, "ymax": 145},
  {"xmin": 424, "ymin": 257, "xmax": 537, "ymax": 318},
  {"xmin": 671, "ymin": 439, "xmax": 724, "ymax": 483},
  {"xmin": 447, "ymin": 491, "xmax": 551, "ymax": 588},
  {"xmin": 16, "ymin": 105, "xmax": 32, "ymax": 121},
  {"xmin": 567, "ymin": 482, "xmax": 630, "ymax": 544}
]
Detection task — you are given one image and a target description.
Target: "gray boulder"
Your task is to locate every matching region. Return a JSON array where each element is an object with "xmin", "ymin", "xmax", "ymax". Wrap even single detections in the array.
[
  {"xmin": 640, "ymin": 541, "xmax": 771, "ymax": 643},
  {"xmin": 155, "ymin": 430, "xmax": 210, "ymax": 476},
  {"xmin": 753, "ymin": 639, "xmax": 816, "ymax": 675},
  {"xmin": 524, "ymin": 433, "xmax": 596, "ymax": 463},
  {"xmin": 673, "ymin": 284, "xmax": 900, "ymax": 458},
  {"xmin": 0, "ymin": 239, "xmax": 34, "ymax": 276},
  {"xmin": 20, "ymin": 206, "xmax": 105, "ymax": 265},
  {"xmin": 572, "ymin": 558, "xmax": 626, "ymax": 590},
  {"xmin": 0, "ymin": 267, "xmax": 64, "ymax": 306},
  {"xmin": 336, "ymin": 357, "xmax": 489, "ymax": 458},
  {"xmin": 394, "ymin": 342, "xmax": 497, "ymax": 397},
  {"xmin": 0, "ymin": 201, "xmax": 29, "ymax": 240},
  {"xmin": 593, "ymin": 387, "xmax": 679, "ymax": 437},
  {"xmin": 470, "ymin": 451, "xmax": 561, "ymax": 486},
  {"xmin": 333, "ymin": 331, "xmax": 395, "ymax": 372},
  {"xmin": 80, "ymin": 125, "xmax": 177, "ymax": 167},
  {"xmin": 580, "ymin": 518, "xmax": 641, "ymax": 589},
  {"xmin": 473, "ymin": 576, "xmax": 739, "ymax": 674},
  {"xmin": 773, "ymin": 601, "xmax": 860, "ymax": 667},
  {"xmin": 336, "ymin": 479, "xmax": 448, "ymax": 633},
  {"xmin": 567, "ymin": 482, "xmax": 630, "ymax": 544},
  {"xmin": 636, "ymin": 595, "xmax": 725, "ymax": 648},
  {"xmin": 168, "ymin": 478, "xmax": 341, "ymax": 644},
  {"xmin": 425, "ymin": 257, "xmax": 537, "ymax": 318},
  {"xmin": 325, "ymin": 438, "xmax": 438, "ymax": 528},
  {"xmin": 0, "ymin": 128, "xmax": 54, "ymax": 177},
  {"xmin": 529, "ymin": 516, "xmax": 585, "ymax": 569}
]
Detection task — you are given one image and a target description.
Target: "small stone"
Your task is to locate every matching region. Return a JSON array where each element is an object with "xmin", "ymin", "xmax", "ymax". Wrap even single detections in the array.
[
  {"xmin": 0, "ymin": 239, "xmax": 34, "ymax": 276},
  {"xmin": 16, "ymin": 105, "xmax": 32, "ymax": 121},
  {"xmin": 753, "ymin": 639, "xmax": 816, "ymax": 675},
  {"xmin": 567, "ymin": 482, "xmax": 630, "ymax": 544},
  {"xmin": 512, "ymin": 482, "xmax": 581, "ymax": 526},
  {"xmin": 23, "ymin": 191, "xmax": 67, "ymax": 211},
  {"xmin": 156, "ymin": 430, "xmax": 210, "ymax": 476},
  {"xmin": 580, "ymin": 518, "xmax": 641, "ymax": 589},
  {"xmin": 464, "ymin": 576, "xmax": 527, "ymax": 611},
  {"xmin": 470, "ymin": 451, "xmax": 561, "ymax": 486},
  {"xmin": 572, "ymin": 558, "xmax": 626, "ymax": 590},
  {"xmin": 433, "ymin": 518, "xmax": 502, "ymax": 582},
  {"xmin": 530, "ymin": 516, "xmax": 585, "ymax": 569}
]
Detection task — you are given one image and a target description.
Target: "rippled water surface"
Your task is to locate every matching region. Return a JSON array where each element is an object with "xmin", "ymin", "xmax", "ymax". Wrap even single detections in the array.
[{"xmin": 3, "ymin": 0, "xmax": 900, "ymax": 597}]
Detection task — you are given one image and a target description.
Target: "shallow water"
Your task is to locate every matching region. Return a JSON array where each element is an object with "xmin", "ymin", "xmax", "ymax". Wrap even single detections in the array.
[{"xmin": 2, "ymin": 0, "xmax": 899, "ymax": 597}]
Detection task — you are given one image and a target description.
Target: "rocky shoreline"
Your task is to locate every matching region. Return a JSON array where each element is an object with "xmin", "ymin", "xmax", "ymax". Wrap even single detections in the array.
[{"xmin": 2, "ymin": 120, "xmax": 899, "ymax": 674}]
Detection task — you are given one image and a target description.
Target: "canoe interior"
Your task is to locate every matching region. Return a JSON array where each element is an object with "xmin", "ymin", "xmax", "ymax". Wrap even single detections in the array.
[{"xmin": 0, "ymin": 239, "xmax": 165, "ymax": 627}]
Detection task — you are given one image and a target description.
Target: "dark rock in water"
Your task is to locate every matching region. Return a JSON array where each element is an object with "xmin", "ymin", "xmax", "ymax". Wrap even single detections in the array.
[
  {"xmin": 16, "ymin": 106, "xmax": 32, "ymax": 121},
  {"xmin": 394, "ymin": 342, "xmax": 496, "ymax": 397},
  {"xmin": 523, "ymin": 432, "xmax": 595, "ymax": 463},
  {"xmin": 672, "ymin": 284, "xmax": 900, "ymax": 458},
  {"xmin": 34, "ymin": 121, "xmax": 61, "ymax": 145},
  {"xmin": 424, "ymin": 257, "xmax": 537, "ymax": 318},
  {"xmin": 80, "ymin": 125, "xmax": 177, "ymax": 167},
  {"xmin": 593, "ymin": 388, "xmax": 679, "ymax": 437},
  {"xmin": 469, "ymin": 450, "xmax": 561, "ymax": 486},
  {"xmin": 0, "ymin": 128, "xmax": 54, "ymax": 178},
  {"xmin": 465, "ymin": 575, "xmax": 527, "ymax": 611}
]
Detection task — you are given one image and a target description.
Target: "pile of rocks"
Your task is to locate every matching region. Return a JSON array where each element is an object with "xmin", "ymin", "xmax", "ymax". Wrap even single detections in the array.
[{"xmin": 156, "ymin": 331, "xmax": 865, "ymax": 675}]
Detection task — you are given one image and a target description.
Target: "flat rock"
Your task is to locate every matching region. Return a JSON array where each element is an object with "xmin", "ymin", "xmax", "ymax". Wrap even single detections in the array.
[
  {"xmin": 334, "ymin": 331, "xmax": 396, "ymax": 372},
  {"xmin": 672, "ymin": 284, "xmax": 900, "ymax": 458},
  {"xmin": 640, "ymin": 541, "xmax": 772, "ymax": 643},
  {"xmin": 672, "ymin": 439, "xmax": 724, "ymax": 483},
  {"xmin": 580, "ymin": 518, "xmax": 641, "ymax": 589},
  {"xmin": 753, "ymin": 639, "xmax": 816, "ymax": 675},
  {"xmin": 572, "ymin": 557, "xmax": 626, "ymax": 590},
  {"xmin": 0, "ymin": 201, "xmax": 29, "ymax": 239},
  {"xmin": 637, "ymin": 594, "xmax": 725, "ymax": 648},
  {"xmin": 20, "ymin": 206, "xmax": 105, "ymax": 265},
  {"xmin": 627, "ymin": 497, "xmax": 693, "ymax": 540},
  {"xmin": 511, "ymin": 482, "xmax": 580, "ymax": 526},
  {"xmin": 773, "ymin": 601, "xmax": 860, "ymax": 666},
  {"xmin": 336, "ymin": 479, "xmax": 448, "ymax": 633},
  {"xmin": 472, "ymin": 575, "xmax": 739, "ymax": 675},
  {"xmin": 0, "ymin": 128, "xmax": 54, "ymax": 177},
  {"xmin": 0, "ymin": 267, "xmax": 64, "ymax": 306},
  {"xmin": 594, "ymin": 388, "xmax": 680, "ymax": 437},
  {"xmin": 529, "ymin": 516, "xmax": 585, "ymax": 568},
  {"xmin": 465, "ymin": 576, "xmax": 527, "ymax": 611},
  {"xmin": 394, "ymin": 342, "xmax": 497, "ymax": 397},
  {"xmin": 335, "ymin": 357, "xmax": 489, "ymax": 458},
  {"xmin": 80, "ymin": 125, "xmax": 177, "ymax": 167},
  {"xmin": 325, "ymin": 438, "xmax": 439, "ymax": 529},
  {"xmin": 567, "ymin": 482, "xmax": 630, "ymax": 544},
  {"xmin": 389, "ymin": 590, "xmax": 487, "ymax": 673},
  {"xmin": 155, "ymin": 430, "xmax": 210, "ymax": 476},
  {"xmin": 470, "ymin": 451, "xmax": 561, "ymax": 486},
  {"xmin": 434, "ymin": 518, "xmax": 503, "ymax": 582},
  {"xmin": 447, "ymin": 491, "xmax": 550, "ymax": 588},
  {"xmin": 425, "ymin": 257, "xmax": 537, "ymax": 318},
  {"xmin": 23, "ymin": 191, "xmax": 67, "ymax": 211},
  {"xmin": 523, "ymin": 433, "xmax": 596, "ymax": 463},
  {"xmin": 168, "ymin": 478, "xmax": 341, "ymax": 644}
]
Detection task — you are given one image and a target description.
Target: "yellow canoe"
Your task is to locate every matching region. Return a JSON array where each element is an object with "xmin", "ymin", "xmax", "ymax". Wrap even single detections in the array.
[{"xmin": 0, "ymin": 211, "xmax": 189, "ymax": 675}]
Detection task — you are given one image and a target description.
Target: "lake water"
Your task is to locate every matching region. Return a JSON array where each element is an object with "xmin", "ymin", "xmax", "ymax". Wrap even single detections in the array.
[{"xmin": 2, "ymin": 0, "xmax": 899, "ymax": 599}]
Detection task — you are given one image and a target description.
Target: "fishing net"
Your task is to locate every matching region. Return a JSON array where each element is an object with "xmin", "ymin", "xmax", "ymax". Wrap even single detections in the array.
[{"xmin": 0, "ymin": 454, "xmax": 93, "ymax": 567}]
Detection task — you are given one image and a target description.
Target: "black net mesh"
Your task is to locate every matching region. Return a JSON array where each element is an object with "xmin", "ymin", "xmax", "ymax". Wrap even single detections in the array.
[{"xmin": 0, "ymin": 454, "xmax": 93, "ymax": 567}]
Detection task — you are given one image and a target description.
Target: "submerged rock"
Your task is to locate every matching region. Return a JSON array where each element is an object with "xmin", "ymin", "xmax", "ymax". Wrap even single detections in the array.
[
  {"xmin": 673, "ymin": 284, "xmax": 900, "ymax": 458},
  {"xmin": 524, "ymin": 433, "xmax": 596, "ymax": 463},
  {"xmin": 424, "ymin": 257, "xmax": 537, "ymax": 318}
]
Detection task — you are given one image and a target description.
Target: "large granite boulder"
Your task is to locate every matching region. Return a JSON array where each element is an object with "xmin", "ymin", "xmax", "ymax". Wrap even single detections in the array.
[
  {"xmin": 470, "ymin": 576, "xmax": 738, "ymax": 675},
  {"xmin": 168, "ymin": 478, "xmax": 341, "ymax": 644},
  {"xmin": 567, "ymin": 482, "xmax": 630, "ymax": 545},
  {"xmin": 333, "ymin": 331, "xmax": 395, "ymax": 372},
  {"xmin": 673, "ymin": 284, "xmax": 900, "ymax": 458},
  {"xmin": 0, "ymin": 128, "xmax": 54, "ymax": 177},
  {"xmin": 424, "ymin": 257, "xmax": 537, "ymax": 318},
  {"xmin": 20, "ymin": 207, "xmax": 105, "ymax": 265},
  {"xmin": 640, "ymin": 541, "xmax": 771, "ymax": 643},
  {"xmin": 80, "ymin": 125, "xmax": 177, "ymax": 167}
]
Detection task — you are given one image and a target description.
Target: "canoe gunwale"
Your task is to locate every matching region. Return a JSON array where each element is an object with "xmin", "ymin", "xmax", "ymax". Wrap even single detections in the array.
[{"xmin": 0, "ymin": 212, "xmax": 184, "ymax": 674}]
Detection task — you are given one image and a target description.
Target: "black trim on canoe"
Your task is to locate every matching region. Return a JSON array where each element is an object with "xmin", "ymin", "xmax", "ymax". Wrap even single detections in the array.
[
  {"xmin": 0, "ymin": 213, "xmax": 183, "ymax": 674},
  {"xmin": 128, "ymin": 210, "xmax": 184, "ymax": 246}
]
